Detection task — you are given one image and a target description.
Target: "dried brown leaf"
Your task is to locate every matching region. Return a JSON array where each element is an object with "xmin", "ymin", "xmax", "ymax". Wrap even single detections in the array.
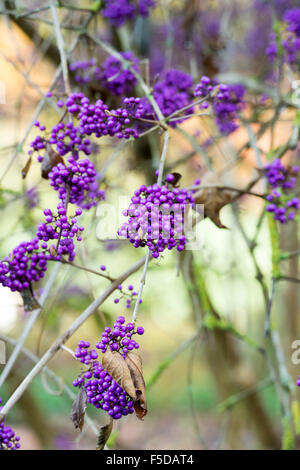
[
  {"xmin": 96, "ymin": 418, "xmax": 113, "ymax": 450},
  {"xmin": 70, "ymin": 387, "xmax": 87, "ymax": 432},
  {"xmin": 194, "ymin": 172, "xmax": 234, "ymax": 229},
  {"xmin": 125, "ymin": 351, "xmax": 147, "ymax": 420},
  {"xmin": 21, "ymin": 156, "xmax": 32, "ymax": 179},
  {"xmin": 41, "ymin": 146, "xmax": 64, "ymax": 180},
  {"xmin": 20, "ymin": 288, "xmax": 40, "ymax": 311},
  {"xmin": 102, "ymin": 350, "xmax": 136, "ymax": 399},
  {"xmin": 168, "ymin": 172, "xmax": 182, "ymax": 187}
]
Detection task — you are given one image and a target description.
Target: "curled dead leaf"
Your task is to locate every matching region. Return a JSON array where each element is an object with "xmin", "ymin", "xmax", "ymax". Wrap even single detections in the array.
[
  {"xmin": 194, "ymin": 172, "xmax": 234, "ymax": 229},
  {"xmin": 21, "ymin": 156, "xmax": 32, "ymax": 179},
  {"xmin": 20, "ymin": 288, "xmax": 41, "ymax": 311},
  {"xmin": 70, "ymin": 387, "xmax": 87, "ymax": 432},
  {"xmin": 96, "ymin": 418, "xmax": 113, "ymax": 450},
  {"xmin": 41, "ymin": 146, "xmax": 64, "ymax": 179},
  {"xmin": 125, "ymin": 351, "xmax": 147, "ymax": 420},
  {"xmin": 102, "ymin": 350, "xmax": 136, "ymax": 399},
  {"xmin": 167, "ymin": 172, "xmax": 182, "ymax": 187}
]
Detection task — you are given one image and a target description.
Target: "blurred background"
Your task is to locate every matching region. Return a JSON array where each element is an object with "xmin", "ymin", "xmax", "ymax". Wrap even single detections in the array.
[{"xmin": 0, "ymin": 0, "xmax": 300, "ymax": 450}]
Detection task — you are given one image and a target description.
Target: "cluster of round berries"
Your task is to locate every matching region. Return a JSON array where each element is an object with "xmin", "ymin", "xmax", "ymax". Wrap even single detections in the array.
[
  {"xmin": 0, "ymin": 204, "xmax": 85, "ymax": 293},
  {"xmin": 0, "ymin": 238, "xmax": 47, "ymax": 292},
  {"xmin": 141, "ymin": 68, "xmax": 194, "ymax": 127},
  {"xmin": 29, "ymin": 121, "xmax": 91, "ymax": 161},
  {"xmin": 194, "ymin": 77, "xmax": 245, "ymax": 135},
  {"xmin": 266, "ymin": 8, "xmax": 300, "ymax": 65},
  {"xmin": 28, "ymin": 93, "xmax": 145, "ymax": 169},
  {"xmin": 102, "ymin": 0, "xmax": 155, "ymax": 27},
  {"xmin": 118, "ymin": 174, "xmax": 195, "ymax": 258},
  {"xmin": 96, "ymin": 316, "xmax": 144, "ymax": 356},
  {"xmin": 49, "ymin": 121, "xmax": 92, "ymax": 158},
  {"xmin": 265, "ymin": 159, "xmax": 298, "ymax": 189},
  {"xmin": 74, "ymin": 341, "xmax": 98, "ymax": 365},
  {"xmin": 63, "ymin": 93, "xmax": 142, "ymax": 140},
  {"xmin": 0, "ymin": 398, "xmax": 21, "ymax": 450},
  {"xmin": 79, "ymin": 173, "xmax": 105, "ymax": 210},
  {"xmin": 70, "ymin": 59, "xmax": 96, "ymax": 84},
  {"xmin": 266, "ymin": 191, "xmax": 300, "ymax": 223},
  {"xmin": 265, "ymin": 160, "xmax": 300, "ymax": 224},
  {"xmin": 73, "ymin": 360, "xmax": 135, "ymax": 420},
  {"xmin": 48, "ymin": 157, "xmax": 105, "ymax": 209},
  {"xmin": 37, "ymin": 204, "xmax": 84, "ymax": 261},
  {"xmin": 97, "ymin": 51, "xmax": 138, "ymax": 96},
  {"xmin": 70, "ymin": 52, "xmax": 138, "ymax": 96},
  {"xmin": 194, "ymin": 75, "xmax": 215, "ymax": 100},
  {"xmin": 72, "ymin": 319, "xmax": 145, "ymax": 420},
  {"xmin": 113, "ymin": 283, "xmax": 142, "ymax": 309}
]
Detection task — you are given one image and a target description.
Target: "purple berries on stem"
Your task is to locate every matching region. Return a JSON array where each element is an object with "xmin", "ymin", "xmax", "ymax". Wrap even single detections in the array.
[
  {"xmin": 140, "ymin": 68, "xmax": 194, "ymax": 127},
  {"xmin": 101, "ymin": 0, "xmax": 155, "ymax": 27},
  {"xmin": 0, "ymin": 398, "xmax": 21, "ymax": 450},
  {"xmin": 0, "ymin": 205, "xmax": 84, "ymax": 293},
  {"xmin": 97, "ymin": 52, "xmax": 139, "ymax": 96},
  {"xmin": 194, "ymin": 77, "xmax": 245, "ymax": 135},
  {"xmin": 266, "ymin": 8, "xmax": 300, "ymax": 66},
  {"xmin": 118, "ymin": 175, "xmax": 195, "ymax": 258},
  {"xmin": 48, "ymin": 157, "xmax": 105, "ymax": 209},
  {"xmin": 113, "ymin": 283, "xmax": 142, "ymax": 309},
  {"xmin": 265, "ymin": 159, "xmax": 300, "ymax": 224},
  {"xmin": 96, "ymin": 317, "xmax": 143, "ymax": 356},
  {"xmin": 72, "ymin": 318, "xmax": 145, "ymax": 420},
  {"xmin": 70, "ymin": 52, "xmax": 139, "ymax": 96}
]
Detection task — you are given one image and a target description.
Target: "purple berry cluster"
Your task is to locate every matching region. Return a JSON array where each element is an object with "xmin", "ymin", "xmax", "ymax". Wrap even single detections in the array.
[
  {"xmin": 37, "ymin": 204, "xmax": 84, "ymax": 261},
  {"xmin": 70, "ymin": 52, "xmax": 139, "ymax": 96},
  {"xmin": 102, "ymin": 0, "xmax": 155, "ymax": 27},
  {"xmin": 69, "ymin": 59, "xmax": 96, "ymax": 85},
  {"xmin": 97, "ymin": 52, "xmax": 138, "ymax": 96},
  {"xmin": 265, "ymin": 159, "xmax": 298, "ymax": 189},
  {"xmin": 118, "ymin": 174, "xmax": 195, "ymax": 258},
  {"xmin": 48, "ymin": 157, "xmax": 105, "ymax": 209},
  {"xmin": 29, "ymin": 93, "xmax": 145, "ymax": 166},
  {"xmin": 113, "ymin": 283, "xmax": 143, "ymax": 309},
  {"xmin": 141, "ymin": 69, "xmax": 194, "ymax": 126},
  {"xmin": 0, "ymin": 398, "xmax": 21, "ymax": 450},
  {"xmin": 96, "ymin": 316, "xmax": 144, "ymax": 356},
  {"xmin": 194, "ymin": 75, "xmax": 215, "ymax": 101},
  {"xmin": 0, "ymin": 205, "xmax": 84, "ymax": 293},
  {"xmin": 29, "ymin": 120, "xmax": 91, "ymax": 161},
  {"xmin": 65, "ymin": 93, "xmax": 142, "ymax": 140},
  {"xmin": 74, "ymin": 363, "xmax": 135, "ymax": 420},
  {"xmin": 194, "ymin": 77, "xmax": 245, "ymax": 135},
  {"xmin": 267, "ymin": 8, "xmax": 300, "ymax": 65},
  {"xmin": 0, "ymin": 238, "xmax": 47, "ymax": 292},
  {"xmin": 265, "ymin": 159, "xmax": 300, "ymax": 223},
  {"xmin": 72, "ymin": 319, "xmax": 145, "ymax": 420}
]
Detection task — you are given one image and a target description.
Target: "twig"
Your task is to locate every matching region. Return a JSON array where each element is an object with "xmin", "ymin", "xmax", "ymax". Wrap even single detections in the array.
[
  {"xmin": 146, "ymin": 331, "xmax": 200, "ymax": 389},
  {"xmin": 53, "ymin": 258, "xmax": 114, "ymax": 282},
  {"xmin": 186, "ymin": 184, "xmax": 266, "ymax": 199},
  {"xmin": 157, "ymin": 130, "xmax": 170, "ymax": 185},
  {"xmin": 50, "ymin": 1, "xmax": 71, "ymax": 96},
  {"xmin": 131, "ymin": 251, "xmax": 150, "ymax": 324}
]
